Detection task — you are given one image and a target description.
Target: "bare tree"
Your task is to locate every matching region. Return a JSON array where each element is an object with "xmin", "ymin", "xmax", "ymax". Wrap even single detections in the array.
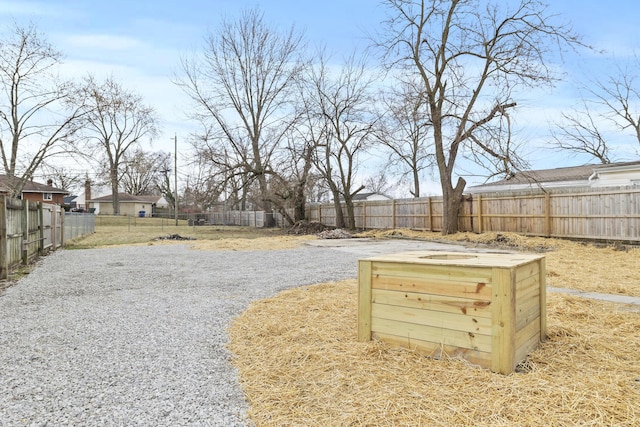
[
  {"xmin": 552, "ymin": 58, "xmax": 640, "ymax": 163},
  {"xmin": 37, "ymin": 163, "xmax": 84, "ymax": 193},
  {"xmin": 307, "ymin": 51, "xmax": 378, "ymax": 229},
  {"xmin": 364, "ymin": 169, "xmax": 394, "ymax": 196},
  {"xmin": 0, "ymin": 23, "xmax": 85, "ymax": 197},
  {"xmin": 176, "ymin": 8, "xmax": 305, "ymax": 226},
  {"xmin": 120, "ymin": 149, "xmax": 170, "ymax": 195},
  {"xmin": 376, "ymin": 78, "xmax": 434, "ymax": 197},
  {"xmin": 78, "ymin": 76, "xmax": 158, "ymax": 215},
  {"xmin": 377, "ymin": 0, "xmax": 580, "ymax": 234},
  {"xmin": 550, "ymin": 101, "xmax": 611, "ymax": 164},
  {"xmin": 268, "ymin": 127, "xmax": 318, "ymax": 225}
]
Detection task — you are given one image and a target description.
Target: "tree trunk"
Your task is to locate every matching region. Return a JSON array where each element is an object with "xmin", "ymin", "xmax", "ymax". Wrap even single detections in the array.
[
  {"xmin": 293, "ymin": 182, "xmax": 306, "ymax": 223},
  {"xmin": 110, "ymin": 167, "xmax": 120, "ymax": 215},
  {"xmin": 330, "ymin": 189, "xmax": 346, "ymax": 228},
  {"xmin": 412, "ymin": 168, "xmax": 421, "ymax": 198},
  {"xmin": 344, "ymin": 197, "xmax": 357, "ymax": 230},
  {"xmin": 441, "ymin": 176, "xmax": 466, "ymax": 235},
  {"xmin": 256, "ymin": 174, "xmax": 275, "ymax": 227}
]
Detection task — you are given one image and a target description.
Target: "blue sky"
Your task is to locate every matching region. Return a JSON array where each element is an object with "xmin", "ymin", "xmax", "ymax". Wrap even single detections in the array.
[{"xmin": 2, "ymin": 0, "xmax": 639, "ymax": 193}]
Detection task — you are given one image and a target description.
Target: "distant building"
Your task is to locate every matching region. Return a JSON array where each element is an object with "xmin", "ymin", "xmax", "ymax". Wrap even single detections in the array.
[
  {"xmin": 88, "ymin": 193, "xmax": 167, "ymax": 216},
  {"xmin": 0, "ymin": 175, "xmax": 68, "ymax": 204},
  {"xmin": 351, "ymin": 192, "xmax": 393, "ymax": 202},
  {"xmin": 467, "ymin": 161, "xmax": 640, "ymax": 194}
]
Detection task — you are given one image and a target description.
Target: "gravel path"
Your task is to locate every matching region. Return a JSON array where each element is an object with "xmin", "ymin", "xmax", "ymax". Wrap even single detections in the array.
[
  {"xmin": 0, "ymin": 244, "xmax": 367, "ymax": 426},
  {"xmin": 5, "ymin": 239, "xmax": 633, "ymax": 425}
]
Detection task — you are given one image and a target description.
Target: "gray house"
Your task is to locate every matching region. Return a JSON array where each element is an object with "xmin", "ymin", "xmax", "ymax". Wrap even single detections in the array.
[{"xmin": 467, "ymin": 161, "xmax": 640, "ymax": 194}]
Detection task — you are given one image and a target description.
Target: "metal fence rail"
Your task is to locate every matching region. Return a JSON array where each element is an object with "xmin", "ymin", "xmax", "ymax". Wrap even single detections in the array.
[{"xmin": 64, "ymin": 212, "xmax": 96, "ymax": 241}]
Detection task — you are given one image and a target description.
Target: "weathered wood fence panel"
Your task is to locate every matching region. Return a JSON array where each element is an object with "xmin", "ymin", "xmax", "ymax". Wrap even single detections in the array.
[
  {"xmin": 0, "ymin": 195, "xmax": 66, "ymax": 279},
  {"xmin": 304, "ymin": 188, "xmax": 640, "ymax": 242}
]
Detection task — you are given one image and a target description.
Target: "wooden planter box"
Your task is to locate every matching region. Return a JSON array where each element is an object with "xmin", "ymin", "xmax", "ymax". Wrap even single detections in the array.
[{"xmin": 358, "ymin": 251, "xmax": 546, "ymax": 374}]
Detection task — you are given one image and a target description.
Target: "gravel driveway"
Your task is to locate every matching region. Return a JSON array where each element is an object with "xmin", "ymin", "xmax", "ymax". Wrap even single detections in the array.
[{"xmin": 0, "ymin": 239, "xmax": 467, "ymax": 426}]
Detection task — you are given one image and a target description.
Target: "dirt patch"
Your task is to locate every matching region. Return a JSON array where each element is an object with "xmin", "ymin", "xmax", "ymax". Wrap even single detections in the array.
[
  {"xmin": 228, "ymin": 280, "xmax": 640, "ymax": 426},
  {"xmin": 153, "ymin": 234, "xmax": 196, "ymax": 241},
  {"xmin": 186, "ymin": 235, "xmax": 317, "ymax": 251},
  {"xmin": 287, "ymin": 221, "xmax": 332, "ymax": 235}
]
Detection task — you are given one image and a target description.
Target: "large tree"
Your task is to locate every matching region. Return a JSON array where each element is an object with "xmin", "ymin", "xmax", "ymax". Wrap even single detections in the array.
[
  {"xmin": 306, "ymin": 52, "xmax": 378, "ymax": 229},
  {"xmin": 177, "ymin": 8, "xmax": 305, "ymax": 226},
  {"xmin": 376, "ymin": 78, "xmax": 434, "ymax": 197},
  {"xmin": 0, "ymin": 23, "xmax": 85, "ymax": 197},
  {"xmin": 78, "ymin": 76, "xmax": 158, "ymax": 215},
  {"xmin": 378, "ymin": 0, "xmax": 580, "ymax": 234},
  {"xmin": 119, "ymin": 149, "xmax": 170, "ymax": 195}
]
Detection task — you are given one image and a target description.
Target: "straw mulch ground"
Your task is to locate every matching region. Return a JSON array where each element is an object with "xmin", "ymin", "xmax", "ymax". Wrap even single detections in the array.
[
  {"xmin": 228, "ymin": 281, "xmax": 640, "ymax": 426},
  {"xmin": 228, "ymin": 230, "xmax": 640, "ymax": 426}
]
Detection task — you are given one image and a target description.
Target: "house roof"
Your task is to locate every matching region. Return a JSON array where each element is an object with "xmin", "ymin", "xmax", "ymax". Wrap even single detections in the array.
[
  {"xmin": 469, "ymin": 160, "xmax": 640, "ymax": 190},
  {"xmin": 89, "ymin": 193, "xmax": 162, "ymax": 204},
  {"xmin": 352, "ymin": 192, "xmax": 392, "ymax": 201},
  {"xmin": 0, "ymin": 174, "xmax": 69, "ymax": 195}
]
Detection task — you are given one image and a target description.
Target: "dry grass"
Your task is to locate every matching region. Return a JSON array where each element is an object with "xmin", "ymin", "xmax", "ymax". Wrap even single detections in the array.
[
  {"xmin": 227, "ymin": 229, "xmax": 640, "ymax": 426},
  {"xmin": 228, "ymin": 280, "xmax": 640, "ymax": 427},
  {"xmin": 65, "ymin": 217, "xmax": 296, "ymax": 249}
]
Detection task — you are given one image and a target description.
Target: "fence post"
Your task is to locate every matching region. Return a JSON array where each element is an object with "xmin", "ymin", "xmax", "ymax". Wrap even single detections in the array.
[
  {"xmin": 318, "ymin": 204, "xmax": 322, "ymax": 224},
  {"xmin": 545, "ymin": 193, "xmax": 551, "ymax": 237},
  {"xmin": 477, "ymin": 194, "xmax": 483, "ymax": 233},
  {"xmin": 362, "ymin": 202, "xmax": 367, "ymax": 230},
  {"xmin": 0, "ymin": 196, "xmax": 7, "ymax": 279},
  {"xmin": 21, "ymin": 199, "xmax": 29, "ymax": 265},
  {"xmin": 392, "ymin": 199, "xmax": 396, "ymax": 229},
  {"xmin": 428, "ymin": 197, "xmax": 433, "ymax": 231},
  {"xmin": 38, "ymin": 203, "xmax": 44, "ymax": 255},
  {"xmin": 59, "ymin": 206, "xmax": 64, "ymax": 247}
]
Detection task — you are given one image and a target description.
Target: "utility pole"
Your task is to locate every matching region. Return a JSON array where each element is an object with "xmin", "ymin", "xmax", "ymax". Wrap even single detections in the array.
[{"xmin": 174, "ymin": 133, "xmax": 178, "ymax": 226}]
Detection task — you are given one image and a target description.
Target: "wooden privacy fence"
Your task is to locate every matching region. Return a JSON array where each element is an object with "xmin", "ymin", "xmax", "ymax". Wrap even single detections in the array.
[
  {"xmin": 0, "ymin": 195, "xmax": 65, "ymax": 279},
  {"xmin": 305, "ymin": 187, "xmax": 640, "ymax": 243}
]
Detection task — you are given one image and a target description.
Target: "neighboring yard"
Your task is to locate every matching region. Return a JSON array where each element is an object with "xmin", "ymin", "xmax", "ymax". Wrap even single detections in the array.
[{"xmin": 65, "ymin": 221, "xmax": 639, "ymax": 426}]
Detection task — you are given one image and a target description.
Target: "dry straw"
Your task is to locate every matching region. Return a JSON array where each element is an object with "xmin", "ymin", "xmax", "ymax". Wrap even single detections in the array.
[
  {"xmin": 229, "ymin": 282, "xmax": 639, "ymax": 426},
  {"xmin": 228, "ymin": 231, "xmax": 640, "ymax": 426}
]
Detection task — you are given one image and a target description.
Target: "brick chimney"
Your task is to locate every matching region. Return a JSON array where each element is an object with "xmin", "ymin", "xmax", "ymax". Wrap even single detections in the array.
[{"xmin": 84, "ymin": 179, "xmax": 91, "ymax": 209}]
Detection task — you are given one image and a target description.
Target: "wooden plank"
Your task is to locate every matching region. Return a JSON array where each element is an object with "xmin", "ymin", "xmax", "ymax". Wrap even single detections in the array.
[
  {"xmin": 515, "ymin": 291, "xmax": 541, "ymax": 331},
  {"xmin": 372, "ymin": 333, "xmax": 492, "ymax": 369},
  {"xmin": 372, "ymin": 261, "xmax": 494, "ymax": 283},
  {"xmin": 21, "ymin": 199, "xmax": 28, "ymax": 265},
  {"xmin": 372, "ymin": 302, "xmax": 493, "ymax": 335},
  {"xmin": 0, "ymin": 196, "xmax": 7, "ymax": 279},
  {"xmin": 371, "ymin": 289, "xmax": 492, "ymax": 318},
  {"xmin": 372, "ymin": 274, "xmax": 493, "ymax": 301},
  {"xmin": 38, "ymin": 203, "xmax": 44, "ymax": 255},
  {"xmin": 539, "ymin": 258, "xmax": 547, "ymax": 340},
  {"xmin": 515, "ymin": 316, "xmax": 541, "ymax": 363},
  {"xmin": 358, "ymin": 260, "xmax": 373, "ymax": 341},
  {"xmin": 371, "ymin": 317, "xmax": 492, "ymax": 352},
  {"xmin": 491, "ymin": 267, "xmax": 516, "ymax": 375},
  {"xmin": 516, "ymin": 280, "xmax": 540, "ymax": 303},
  {"xmin": 477, "ymin": 194, "xmax": 483, "ymax": 233},
  {"xmin": 516, "ymin": 262, "xmax": 540, "ymax": 282}
]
